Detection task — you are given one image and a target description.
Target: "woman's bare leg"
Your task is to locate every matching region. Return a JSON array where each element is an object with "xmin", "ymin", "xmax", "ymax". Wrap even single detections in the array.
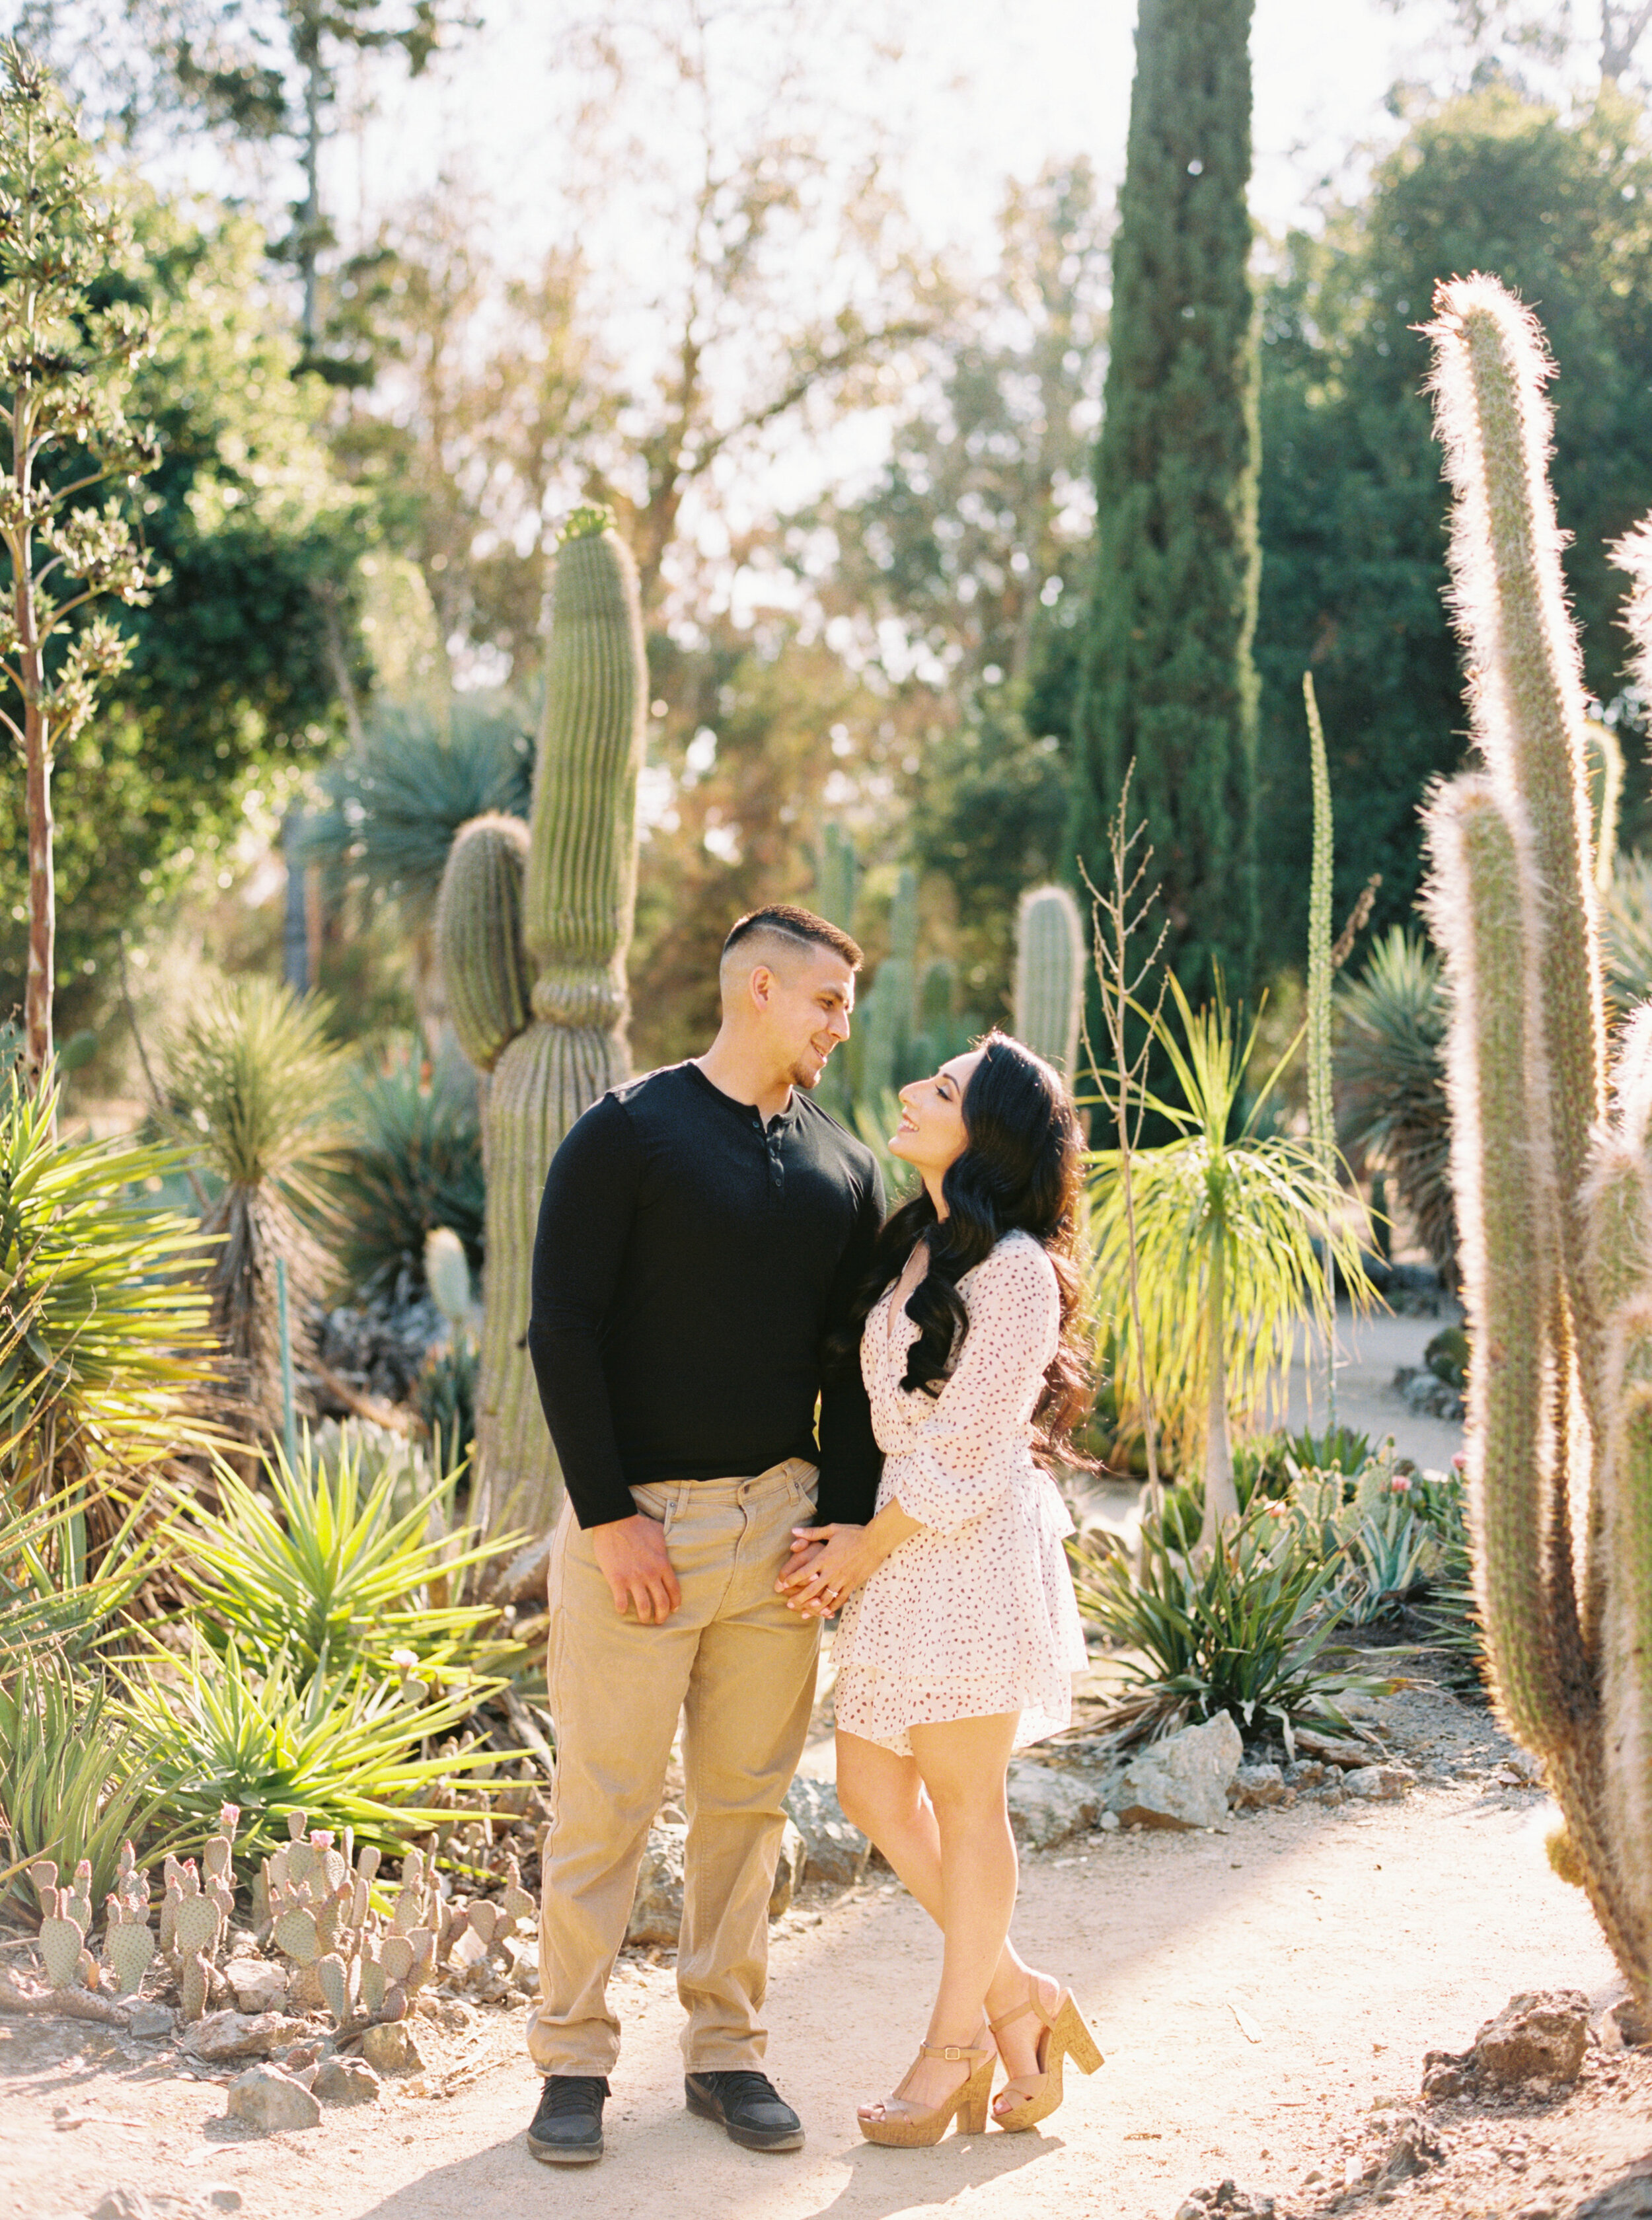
[
  {"xmin": 840, "ymin": 1714, "xmax": 1041, "ymax": 2118},
  {"xmin": 837, "ymin": 1726, "xmax": 1053, "ymax": 2106}
]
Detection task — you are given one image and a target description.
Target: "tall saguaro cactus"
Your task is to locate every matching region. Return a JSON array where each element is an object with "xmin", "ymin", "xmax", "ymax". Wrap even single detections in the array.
[
  {"xmin": 437, "ymin": 509, "xmax": 646, "ymax": 1561},
  {"xmin": 1014, "ymin": 885, "xmax": 1085, "ymax": 1078},
  {"xmin": 1420, "ymin": 274, "xmax": 1649, "ymax": 1996}
]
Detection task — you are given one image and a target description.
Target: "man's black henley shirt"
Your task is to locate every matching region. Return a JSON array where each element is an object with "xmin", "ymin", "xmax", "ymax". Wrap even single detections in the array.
[{"xmin": 527, "ymin": 1059, "xmax": 885, "ymax": 1530}]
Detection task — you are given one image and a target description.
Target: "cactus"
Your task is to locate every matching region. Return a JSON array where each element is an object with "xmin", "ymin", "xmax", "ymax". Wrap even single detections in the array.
[
  {"xmin": 1013, "ymin": 885, "xmax": 1085, "ymax": 1078},
  {"xmin": 856, "ymin": 868, "xmax": 919, "ymax": 1103},
  {"xmin": 814, "ymin": 825, "xmax": 860, "ymax": 1116},
  {"xmin": 1419, "ymin": 272, "xmax": 1652, "ymax": 1997},
  {"xmin": 437, "ymin": 508, "xmax": 646, "ymax": 1547},
  {"xmin": 39, "ymin": 1900, "xmax": 85, "ymax": 1989}
]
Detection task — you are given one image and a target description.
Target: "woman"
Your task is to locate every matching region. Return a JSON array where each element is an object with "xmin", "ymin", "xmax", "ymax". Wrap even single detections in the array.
[{"xmin": 778, "ymin": 1031, "xmax": 1102, "ymax": 2145}]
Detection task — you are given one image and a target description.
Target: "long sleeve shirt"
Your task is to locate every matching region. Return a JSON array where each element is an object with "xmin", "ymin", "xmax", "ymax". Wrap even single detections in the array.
[{"xmin": 527, "ymin": 1059, "xmax": 885, "ymax": 1530}]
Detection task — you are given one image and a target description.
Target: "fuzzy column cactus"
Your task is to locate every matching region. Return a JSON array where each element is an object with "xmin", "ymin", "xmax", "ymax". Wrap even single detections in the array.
[
  {"xmin": 1419, "ymin": 273, "xmax": 1652, "ymax": 1995},
  {"xmin": 1014, "ymin": 885, "xmax": 1085, "ymax": 1078},
  {"xmin": 437, "ymin": 508, "xmax": 646, "ymax": 1558}
]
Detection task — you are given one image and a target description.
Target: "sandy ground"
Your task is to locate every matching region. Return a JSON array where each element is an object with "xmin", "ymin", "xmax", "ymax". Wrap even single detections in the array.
[{"xmin": 2, "ymin": 1766, "xmax": 1625, "ymax": 2220}]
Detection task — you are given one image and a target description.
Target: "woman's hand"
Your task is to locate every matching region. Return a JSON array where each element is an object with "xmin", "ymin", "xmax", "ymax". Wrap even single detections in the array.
[
  {"xmin": 777, "ymin": 1499, "xmax": 922, "ymax": 1615},
  {"xmin": 776, "ymin": 1522, "xmax": 882, "ymax": 1616}
]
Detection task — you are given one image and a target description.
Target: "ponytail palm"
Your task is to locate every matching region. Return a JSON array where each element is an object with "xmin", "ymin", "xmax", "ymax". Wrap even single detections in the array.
[{"xmin": 1088, "ymin": 976, "xmax": 1375, "ymax": 1547}]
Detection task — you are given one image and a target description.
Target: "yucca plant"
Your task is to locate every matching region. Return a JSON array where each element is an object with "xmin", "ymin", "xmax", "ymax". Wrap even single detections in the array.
[
  {"xmin": 333, "ymin": 1043, "xmax": 484, "ymax": 1302},
  {"xmin": 173, "ymin": 1432, "xmax": 511, "ymax": 1691},
  {"xmin": 118, "ymin": 1638, "xmax": 502, "ymax": 1863},
  {"xmin": 1088, "ymin": 975, "xmax": 1376, "ymax": 1547},
  {"xmin": 167, "ymin": 979, "xmax": 346, "ymax": 1438},
  {"xmin": 1069, "ymin": 1499, "xmax": 1376, "ymax": 1750},
  {"xmin": 0, "ymin": 1650, "xmax": 176, "ymax": 1919},
  {"xmin": 0, "ymin": 1066, "xmax": 219, "ymax": 1502},
  {"xmin": 0, "ymin": 1478, "xmax": 175, "ymax": 1668},
  {"xmin": 1337, "ymin": 926, "xmax": 1454, "ymax": 1280},
  {"xmin": 304, "ymin": 698, "xmax": 533, "ymax": 930}
]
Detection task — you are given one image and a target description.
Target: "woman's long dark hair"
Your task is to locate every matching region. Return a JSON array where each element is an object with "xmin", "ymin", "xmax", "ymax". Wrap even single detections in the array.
[{"xmin": 836, "ymin": 1031, "xmax": 1092, "ymax": 1460}]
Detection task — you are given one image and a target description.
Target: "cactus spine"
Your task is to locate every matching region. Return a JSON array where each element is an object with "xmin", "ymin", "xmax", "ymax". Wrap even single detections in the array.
[
  {"xmin": 437, "ymin": 509, "xmax": 646, "ymax": 1549},
  {"xmin": 1013, "ymin": 885, "xmax": 1084, "ymax": 1078},
  {"xmin": 1419, "ymin": 274, "xmax": 1648, "ymax": 1994}
]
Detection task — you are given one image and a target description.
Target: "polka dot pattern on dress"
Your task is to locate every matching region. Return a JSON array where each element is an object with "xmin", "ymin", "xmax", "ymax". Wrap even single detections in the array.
[{"xmin": 831, "ymin": 1228, "xmax": 1088, "ymax": 1757}]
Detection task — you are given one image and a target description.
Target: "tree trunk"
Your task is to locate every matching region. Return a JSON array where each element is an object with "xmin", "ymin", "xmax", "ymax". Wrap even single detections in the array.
[
  {"xmin": 1198, "ymin": 1230, "xmax": 1238, "ymax": 1547},
  {"xmin": 19, "ymin": 520, "xmax": 52, "ymax": 1101}
]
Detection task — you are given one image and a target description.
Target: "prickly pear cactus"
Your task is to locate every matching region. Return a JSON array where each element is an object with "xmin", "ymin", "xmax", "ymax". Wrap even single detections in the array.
[
  {"xmin": 104, "ymin": 1911, "xmax": 155, "ymax": 1996},
  {"xmin": 39, "ymin": 1901, "xmax": 85, "ymax": 1990},
  {"xmin": 436, "ymin": 507, "xmax": 647, "ymax": 1552}
]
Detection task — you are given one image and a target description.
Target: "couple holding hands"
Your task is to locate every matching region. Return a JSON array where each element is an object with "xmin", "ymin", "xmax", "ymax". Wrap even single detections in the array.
[{"xmin": 522, "ymin": 903, "xmax": 1100, "ymax": 2164}]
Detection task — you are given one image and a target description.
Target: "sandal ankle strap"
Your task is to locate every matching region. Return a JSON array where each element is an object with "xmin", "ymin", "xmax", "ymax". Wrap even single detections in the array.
[{"xmin": 919, "ymin": 2039, "xmax": 991, "ymax": 2064}]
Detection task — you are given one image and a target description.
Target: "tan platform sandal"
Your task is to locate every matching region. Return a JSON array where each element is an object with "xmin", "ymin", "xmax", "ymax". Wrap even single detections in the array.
[
  {"xmin": 858, "ymin": 2030, "xmax": 996, "ymax": 2147},
  {"xmin": 989, "ymin": 1974, "xmax": 1103, "ymax": 2131}
]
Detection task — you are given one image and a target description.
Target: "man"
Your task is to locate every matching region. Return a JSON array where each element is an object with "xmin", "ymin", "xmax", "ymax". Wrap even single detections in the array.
[{"xmin": 523, "ymin": 903, "xmax": 884, "ymax": 2165}]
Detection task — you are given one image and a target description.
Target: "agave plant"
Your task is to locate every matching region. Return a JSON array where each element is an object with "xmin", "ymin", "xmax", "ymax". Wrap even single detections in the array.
[
  {"xmin": 0, "ymin": 1067, "xmax": 219, "ymax": 1501},
  {"xmin": 333, "ymin": 1043, "xmax": 484, "ymax": 1302},
  {"xmin": 1336, "ymin": 926, "xmax": 1454, "ymax": 1280},
  {"xmin": 173, "ymin": 1430, "xmax": 511, "ymax": 1689},
  {"xmin": 167, "ymin": 979, "xmax": 346, "ymax": 1439},
  {"xmin": 1088, "ymin": 975, "xmax": 1376, "ymax": 1546},
  {"xmin": 1069, "ymin": 1500, "xmax": 1377, "ymax": 1750},
  {"xmin": 118, "ymin": 1638, "xmax": 503, "ymax": 1861},
  {"xmin": 0, "ymin": 1650, "xmax": 175, "ymax": 1917}
]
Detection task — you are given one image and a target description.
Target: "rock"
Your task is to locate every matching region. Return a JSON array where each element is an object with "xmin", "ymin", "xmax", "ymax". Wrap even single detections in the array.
[
  {"xmin": 358, "ymin": 2019, "xmax": 425, "ymax": 2074},
  {"xmin": 769, "ymin": 1818, "xmax": 806, "ymax": 1919},
  {"xmin": 1471, "ymin": 1989, "xmax": 1589, "ymax": 2087},
  {"xmin": 314, "ymin": 2055, "xmax": 381, "ymax": 2106},
  {"xmin": 1377, "ymin": 2111, "xmax": 1444, "ymax": 2182},
  {"xmin": 117, "ymin": 1999, "xmax": 174, "ymax": 2042},
  {"xmin": 784, "ymin": 1776, "xmax": 871, "ymax": 1888},
  {"xmin": 1345, "ymin": 1765, "xmax": 1416, "ymax": 1802},
  {"xmin": 1229, "ymin": 1761, "xmax": 1286, "ymax": 1810},
  {"xmin": 1109, "ymin": 1713, "xmax": 1242, "ymax": 1832},
  {"xmin": 1006, "ymin": 1761, "xmax": 1100, "ymax": 1849},
  {"xmin": 182, "ymin": 2011, "xmax": 310, "ymax": 2063},
  {"xmin": 625, "ymin": 1821, "xmax": 685, "ymax": 1946},
  {"xmin": 1282, "ymin": 1759, "xmax": 1332, "ymax": 1791},
  {"xmin": 1575, "ymin": 2164, "xmax": 1652, "ymax": 2217},
  {"xmin": 1098, "ymin": 1810, "xmax": 1120, "ymax": 1833},
  {"xmin": 1602, "ymin": 1997, "xmax": 1652, "ymax": 2048},
  {"xmin": 223, "ymin": 1958, "xmax": 288, "ymax": 2016},
  {"xmin": 225, "ymin": 2063, "xmax": 322, "ymax": 2132},
  {"xmin": 1172, "ymin": 2179, "xmax": 1275, "ymax": 2217}
]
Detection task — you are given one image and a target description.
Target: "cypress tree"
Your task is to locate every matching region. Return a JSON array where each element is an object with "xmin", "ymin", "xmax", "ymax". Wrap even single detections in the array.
[{"xmin": 1072, "ymin": 0, "xmax": 1261, "ymax": 1001}]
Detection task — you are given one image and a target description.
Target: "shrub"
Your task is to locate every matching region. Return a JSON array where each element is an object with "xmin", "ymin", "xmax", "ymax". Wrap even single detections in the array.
[
  {"xmin": 333, "ymin": 1045, "xmax": 484, "ymax": 1302},
  {"xmin": 1336, "ymin": 926, "xmax": 1454, "ymax": 1279},
  {"xmin": 1070, "ymin": 1499, "xmax": 1379, "ymax": 1748}
]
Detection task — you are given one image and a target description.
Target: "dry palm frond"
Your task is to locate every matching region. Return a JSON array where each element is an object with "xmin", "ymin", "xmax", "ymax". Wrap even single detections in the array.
[{"xmin": 167, "ymin": 980, "xmax": 347, "ymax": 1439}]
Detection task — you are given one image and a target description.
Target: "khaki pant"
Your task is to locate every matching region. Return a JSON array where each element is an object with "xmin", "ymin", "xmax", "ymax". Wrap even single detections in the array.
[{"xmin": 527, "ymin": 1458, "xmax": 821, "ymax": 2077}]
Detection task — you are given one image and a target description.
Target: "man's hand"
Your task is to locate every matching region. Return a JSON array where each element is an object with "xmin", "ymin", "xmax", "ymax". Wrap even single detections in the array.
[{"xmin": 590, "ymin": 1513, "xmax": 681, "ymax": 1623}]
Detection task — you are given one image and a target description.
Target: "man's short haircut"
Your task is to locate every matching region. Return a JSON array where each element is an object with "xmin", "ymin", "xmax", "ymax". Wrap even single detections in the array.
[{"xmin": 721, "ymin": 903, "xmax": 862, "ymax": 973}]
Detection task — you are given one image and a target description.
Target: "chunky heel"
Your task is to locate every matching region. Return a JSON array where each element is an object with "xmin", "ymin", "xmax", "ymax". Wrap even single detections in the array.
[
  {"xmin": 1055, "ymin": 1993, "xmax": 1104, "ymax": 2077},
  {"xmin": 858, "ymin": 2032, "xmax": 996, "ymax": 2147},
  {"xmin": 989, "ymin": 1974, "xmax": 1104, "ymax": 2131}
]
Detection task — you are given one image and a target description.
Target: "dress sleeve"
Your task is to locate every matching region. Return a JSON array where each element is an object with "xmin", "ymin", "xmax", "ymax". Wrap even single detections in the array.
[{"xmin": 887, "ymin": 1238, "xmax": 1061, "ymax": 1541}]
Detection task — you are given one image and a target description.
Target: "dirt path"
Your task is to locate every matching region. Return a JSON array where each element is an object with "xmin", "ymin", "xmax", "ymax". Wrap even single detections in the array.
[{"xmin": 5, "ymin": 1775, "xmax": 1620, "ymax": 2220}]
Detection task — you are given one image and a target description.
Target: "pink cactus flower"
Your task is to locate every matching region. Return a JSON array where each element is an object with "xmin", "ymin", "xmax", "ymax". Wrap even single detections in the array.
[{"xmin": 1390, "ymin": 1474, "xmax": 1412, "ymax": 1494}]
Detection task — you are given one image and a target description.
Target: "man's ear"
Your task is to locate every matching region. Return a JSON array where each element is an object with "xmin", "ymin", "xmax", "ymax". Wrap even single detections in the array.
[{"xmin": 748, "ymin": 963, "xmax": 775, "ymax": 1010}]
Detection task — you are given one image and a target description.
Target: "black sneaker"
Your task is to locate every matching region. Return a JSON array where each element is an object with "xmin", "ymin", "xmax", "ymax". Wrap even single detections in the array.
[
  {"xmin": 527, "ymin": 2075, "xmax": 608, "ymax": 2164},
  {"xmin": 685, "ymin": 2068, "xmax": 805, "ymax": 2152}
]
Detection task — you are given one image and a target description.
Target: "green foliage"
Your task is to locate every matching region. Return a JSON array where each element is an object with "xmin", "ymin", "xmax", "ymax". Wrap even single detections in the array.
[
  {"xmin": 167, "ymin": 977, "xmax": 344, "ymax": 1432},
  {"xmin": 1013, "ymin": 884, "xmax": 1084, "ymax": 1078},
  {"xmin": 118, "ymin": 1638, "xmax": 498, "ymax": 1863},
  {"xmin": 1071, "ymin": 0, "xmax": 1261, "ymax": 1004},
  {"xmin": 0, "ymin": 1067, "xmax": 218, "ymax": 1488},
  {"xmin": 1604, "ymin": 850, "xmax": 1652, "ymax": 1013},
  {"xmin": 333, "ymin": 1045, "xmax": 483, "ymax": 1302},
  {"xmin": 0, "ymin": 1651, "xmax": 171, "ymax": 1918},
  {"xmin": 1087, "ymin": 975, "xmax": 1375, "ymax": 1507},
  {"xmin": 413, "ymin": 1339, "xmax": 477, "ymax": 1482},
  {"xmin": 1070, "ymin": 1500, "xmax": 1372, "ymax": 1749},
  {"xmin": 0, "ymin": 194, "xmax": 365, "ymax": 1036},
  {"xmin": 304, "ymin": 699, "xmax": 533, "ymax": 934},
  {"xmin": 1256, "ymin": 87, "xmax": 1652, "ymax": 972},
  {"xmin": 1336, "ymin": 928, "xmax": 1454, "ymax": 1278},
  {"xmin": 173, "ymin": 1432, "xmax": 507, "ymax": 1689},
  {"xmin": 0, "ymin": 1481, "xmax": 173, "ymax": 1669}
]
